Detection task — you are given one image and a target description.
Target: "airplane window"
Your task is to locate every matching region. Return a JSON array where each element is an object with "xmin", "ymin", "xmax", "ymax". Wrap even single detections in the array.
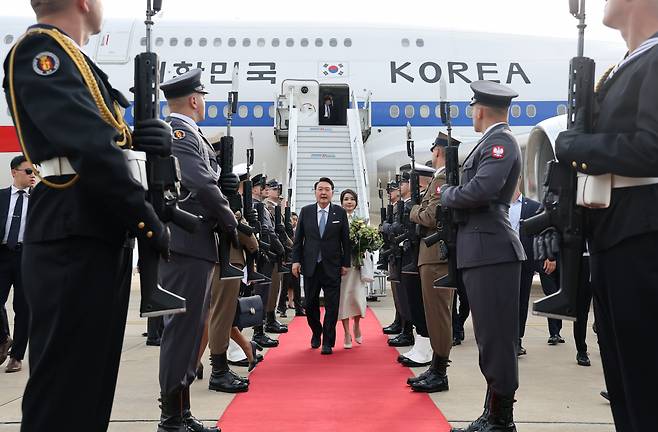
[
  {"xmin": 401, "ymin": 38, "xmax": 410, "ymax": 47},
  {"xmin": 526, "ymin": 104, "xmax": 537, "ymax": 118},
  {"xmin": 301, "ymin": 38, "xmax": 309, "ymax": 47},
  {"xmin": 557, "ymin": 104, "xmax": 567, "ymax": 115},
  {"xmin": 511, "ymin": 105, "xmax": 521, "ymax": 118},
  {"xmin": 416, "ymin": 38, "xmax": 424, "ymax": 47},
  {"xmin": 286, "ymin": 38, "xmax": 294, "ymax": 47},
  {"xmin": 419, "ymin": 105, "xmax": 430, "ymax": 118},
  {"xmin": 155, "ymin": 37, "xmax": 164, "ymax": 47},
  {"xmin": 269, "ymin": 104, "xmax": 275, "ymax": 118},
  {"xmin": 466, "ymin": 106, "xmax": 473, "ymax": 118},
  {"xmin": 404, "ymin": 105, "xmax": 415, "ymax": 118},
  {"xmin": 130, "ymin": 106, "xmax": 134, "ymax": 118},
  {"xmin": 315, "ymin": 38, "xmax": 323, "ymax": 47},
  {"xmin": 239, "ymin": 105, "xmax": 249, "ymax": 118},
  {"xmin": 213, "ymin": 38, "xmax": 222, "ymax": 47},
  {"xmin": 344, "ymin": 38, "xmax": 352, "ymax": 47},
  {"xmin": 207, "ymin": 105, "xmax": 218, "ymax": 119},
  {"xmin": 389, "ymin": 105, "xmax": 400, "ymax": 119},
  {"xmin": 450, "ymin": 105, "xmax": 459, "ymax": 119},
  {"xmin": 169, "ymin": 37, "xmax": 178, "ymax": 47},
  {"xmin": 257, "ymin": 38, "xmax": 266, "ymax": 47},
  {"xmin": 272, "ymin": 38, "xmax": 280, "ymax": 47},
  {"xmin": 434, "ymin": 105, "xmax": 442, "ymax": 118},
  {"xmin": 329, "ymin": 38, "xmax": 337, "ymax": 47},
  {"xmin": 243, "ymin": 38, "xmax": 251, "ymax": 47},
  {"xmin": 199, "ymin": 38, "xmax": 207, "ymax": 47},
  {"xmin": 253, "ymin": 105, "xmax": 264, "ymax": 118},
  {"xmin": 184, "ymin": 38, "xmax": 193, "ymax": 47},
  {"xmin": 223, "ymin": 105, "xmax": 230, "ymax": 118},
  {"xmin": 228, "ymin": 38, "xmax": 237, "ymax": 47},
  {"xmin": 4, "ymin": 35, "xmax": 14, "ymax": 45},
  {"xmin": 140, "ymin": 37, "xmax": 146, "ymax": 46},
  {"xmin": 162, "ymin": 104, "xmax": 170, "ymax": 117}
]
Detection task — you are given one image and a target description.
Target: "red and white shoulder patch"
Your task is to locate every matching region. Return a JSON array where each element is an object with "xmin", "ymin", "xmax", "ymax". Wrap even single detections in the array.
[{"xmin": 492, "ymin": 145, "xmax": 505, "ymax": 159}]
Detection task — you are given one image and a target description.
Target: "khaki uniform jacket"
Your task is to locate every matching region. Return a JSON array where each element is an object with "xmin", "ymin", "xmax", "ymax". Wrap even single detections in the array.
[
  {"xmin": 410, "ymin": 168, "xmax": 447, "ymax": 266},
  {"xmin": 229, "ymin": 217, "xmax": 259, "ymax": 266}
]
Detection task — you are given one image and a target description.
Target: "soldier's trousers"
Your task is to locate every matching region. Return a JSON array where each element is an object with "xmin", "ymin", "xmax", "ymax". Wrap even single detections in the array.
[
  {"xmin": 208, "ymin": 266, "xmax": 240, "ymax": 355},
  {"xmin": 419, "ymin": 264, "xmax": 454, "ymax": 357},
  {"xmin": 462, "ymin": 262, "xmax": 520, "ymax": 396},
  {"xmin": 267, "ymin": 263, "xmax": 281, "ymax": 313},
  {"xmin": 401, "ymin": 272, "xmax": 428, "ymax": 337},
  {"xmin": 159, "ymin": 253, "xmax": 214, "ymax": 394},
  {"xmin": 590, "ymin": 232, "xmax": 658, "ymax": 432},
  {"xmin": 21, "ymin": 238, "xmax": 132, "ymax": 432}
]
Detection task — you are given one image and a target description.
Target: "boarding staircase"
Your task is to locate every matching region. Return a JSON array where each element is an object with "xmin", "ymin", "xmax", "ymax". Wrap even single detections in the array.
[{"xmin": 285, "ymin": 92, "xmax": 370, "ymax": 219}]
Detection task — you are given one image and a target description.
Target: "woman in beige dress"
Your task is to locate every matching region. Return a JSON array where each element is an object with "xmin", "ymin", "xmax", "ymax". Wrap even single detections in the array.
[{"xmin": 338, "ymin": 189, "xmax": 367, "ymax": 349}]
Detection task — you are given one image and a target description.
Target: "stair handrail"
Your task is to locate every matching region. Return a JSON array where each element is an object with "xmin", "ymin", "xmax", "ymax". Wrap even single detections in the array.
[
  {"xmin": 285, "ymin": 88, "xmax": 299, "ymax": 211},
  {"xmin": 346, "ymin": 108, "xmax": 370, "ymax": 220}
]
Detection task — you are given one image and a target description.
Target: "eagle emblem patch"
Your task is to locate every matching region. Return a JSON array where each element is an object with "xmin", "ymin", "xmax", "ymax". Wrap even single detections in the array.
[
  {"xmin": 173, "ymin": 130, "xmax": 186, "ymax": 140},
  {"xmin": 492, "ymin": 146, "xmax": 505, "ymax": 159},
  {"xmin": 32, "ymin": 52, "xmax": 60, "ymax": 76}
]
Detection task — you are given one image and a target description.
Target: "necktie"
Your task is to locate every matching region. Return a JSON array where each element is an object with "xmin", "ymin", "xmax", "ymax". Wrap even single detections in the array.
[
  {"xmin": 7, "ymin": 190, "xmax": 25, "ymax": 249},
  {"xmin": 325, "ymin": 105, "xmax": 330, "ymax": 118},
  {"xmin": 319, "ymin": 209, "xmax": 327, "ymax": 237}
]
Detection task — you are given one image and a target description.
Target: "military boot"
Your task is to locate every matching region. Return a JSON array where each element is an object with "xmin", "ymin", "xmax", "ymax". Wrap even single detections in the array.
[
  {"xmin": 252, "ymin": 325, "xmax": 279, "ymax": 347},
  {"xmin": 478, "ymin": 392, "xmax": 516, "ymax": 432},
  {"xmin": 264, "ymin": 311, "xmax": 288, "ymax": 333},
  {"xmin": 383, "ymin": 312, "xmax": 402, "ymax": 335},
  {"xmin": 407, "ymin": 353, "xmax": 440, "ymax": 385},
  {"xmin": 451, "ymin": 387, "xmax": 492, "ymax": 432},
  {"xmin": 157, "ymin": 391, "xmax": 184, "ymax": 432},
  {"xmin": 181, "ymin": 386, "xmax": 219, "ymax": 432},
  {"xmin": 388, "ymin": 321, "xmax": 414, "ymax": 347},
  {"xmin": 411, "ymin": 355, "xmax": 449, "ymax": 392},
  {"xmin": 208, "ymin": 353, "xmax": 249, "ymax": 393}
]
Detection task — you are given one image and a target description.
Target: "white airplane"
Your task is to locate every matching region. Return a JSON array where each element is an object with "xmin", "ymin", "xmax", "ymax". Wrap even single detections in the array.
[{"xmin": 0, "ymin": 17, "xmax": 625, "ymax": 217}]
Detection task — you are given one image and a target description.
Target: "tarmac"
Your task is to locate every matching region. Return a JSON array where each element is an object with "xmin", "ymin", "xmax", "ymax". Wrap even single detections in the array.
[{"xmin": 0, "ymin": 277, "xmax": 614, "ymax": 431}]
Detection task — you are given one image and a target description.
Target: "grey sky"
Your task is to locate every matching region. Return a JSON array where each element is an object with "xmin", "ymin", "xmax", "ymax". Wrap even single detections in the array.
[{"xmin": 4, "ymin": 0, "xmax": 621, "ymax": 43}]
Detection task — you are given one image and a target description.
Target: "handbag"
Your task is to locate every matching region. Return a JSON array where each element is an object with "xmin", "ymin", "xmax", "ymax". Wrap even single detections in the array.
[
  {"xmin": 233, "ymin": 295, "xmax": 264, "ymax": 329},
  {"xmin": 360, "ymin": 252, "xmax": 375, "ymax": 283}
]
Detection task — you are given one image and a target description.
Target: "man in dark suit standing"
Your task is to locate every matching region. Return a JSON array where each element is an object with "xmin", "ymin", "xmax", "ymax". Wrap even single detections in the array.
[
  {"xmin": 0, "ymin": 155, "xmax": 35, "ymax": 373},
  {"xmin": 319, "ymin": 95, "xmax": 337, "ymax": 126},
  {"xmin": 292, "ymin": 177, "xmax": 350, "ymax": 355}
]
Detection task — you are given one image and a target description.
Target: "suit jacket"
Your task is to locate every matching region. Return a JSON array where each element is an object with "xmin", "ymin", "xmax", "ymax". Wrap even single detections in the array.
[
  {"xmin": 291, "ymin": 202, "xmax": 350, "ymax": 278},
  {"xmin": 556, "ymin": 42, "xmax": 658, "ymax": 253},
  {"xmin": 441, "ymin": 123, "xmax": 526, "ymax": 269},
  {"xmin": 319, "ymin": 103, "xmax": 338, "ymax": 125},
  {"xmin": 410, "ymin": 168, "xmax": 447, "ymax": 266},
  {"xmin": 520, "ymin": 197, "xmax": 541, "ymax": 273},
  {"xmin": 0, "ymin": 187, "xmax": 11, "ymax": 242},
  {"xmin": 167, "ymin": 116, "xmax": 237, "ymax": 262},
  {"xmin": 2, "ymin": 24, "xmax": 162, "ymax": 247}
]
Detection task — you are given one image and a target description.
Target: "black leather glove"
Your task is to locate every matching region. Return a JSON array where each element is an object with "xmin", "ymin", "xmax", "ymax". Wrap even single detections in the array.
[
  {"xmin": 533, "ymin": 228, "xmax": 560, "ymax": 261},
  {"xmin": 244, "ymin": 208, "xmax": 258, "ymax": 226},
  {"xmin": 150, "ymin": 225, "xmax": 171, "ymax": 262},
  {"xmin": 555, "ymin": 108, "xmax": 586, "ymax": 163},
  {"xmin": 219, "ymin": 173, "xmax": 240, "ymax": 195},
  {"xmin": 132, "ymin": 118, "xmax": 173, "ymax": 157}
]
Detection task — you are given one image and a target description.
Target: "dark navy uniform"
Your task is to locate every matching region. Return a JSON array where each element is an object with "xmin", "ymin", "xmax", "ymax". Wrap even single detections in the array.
[
  {"xmin": 157, "ymin": 70, "xmax": 236, "ymax": 432},
  {"xmin": 2, "ymin": 24, "xmax": 166, "ymax": 431},
  {"xmin": 556, "ymin": 33, "xmax": 658, "ymax": 431},
  {"xmin": 443, "ymin": 81, "xmax": 525, "ymax": 432}
]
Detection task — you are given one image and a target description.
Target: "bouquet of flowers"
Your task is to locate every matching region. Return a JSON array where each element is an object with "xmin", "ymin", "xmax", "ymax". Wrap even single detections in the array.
[{"xmin": 348, "ymin": 217, "xmax": 383, "ymax": 267}]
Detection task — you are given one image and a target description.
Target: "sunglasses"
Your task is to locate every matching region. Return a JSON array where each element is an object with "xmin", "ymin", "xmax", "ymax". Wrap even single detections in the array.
[{"xmin": 15, "ymin": 168, "xmax": 35, "ymax": 175}]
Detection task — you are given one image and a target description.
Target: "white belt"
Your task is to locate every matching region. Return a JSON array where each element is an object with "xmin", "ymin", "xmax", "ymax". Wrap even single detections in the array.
[
  {"xmin": 38, "ymin": 157, "xmax": 76, "ymax": 177},
  {"xmin": 612, "ymin": 175, "xmax": 658, "ymax": 189}
]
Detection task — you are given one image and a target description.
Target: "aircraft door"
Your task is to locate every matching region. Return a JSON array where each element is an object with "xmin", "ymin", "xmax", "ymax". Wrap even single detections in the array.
[
  {"xmin": 281, "ymin": 80, "xmax": 320, "ymax": 126},
  {"xmin": 95, "ymin": 19, "xmax": 137, "ymax": 64},
  {"xmin": 319, "ymin": 84, "xmax": 349, "ymax": 126}
]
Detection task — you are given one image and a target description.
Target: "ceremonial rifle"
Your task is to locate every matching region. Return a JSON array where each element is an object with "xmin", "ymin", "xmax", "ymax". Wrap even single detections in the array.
[
  {"xmin": 274, "ymin": 184, "xmax": 291, "ymax": 273},
  {"xmin": 134, "ymin": 0, "xmax": 199, "ymax": 317},
  {"xmin": 243, "ymin": 147, "xmax": 268, "ymax": 283},
  {"xmin": 519, "ymin": 0, "xmax": 592, "ymax": 320},
  {"xmin": 400, "ymin": 123, "xmax": 420, "ymax": 275}
]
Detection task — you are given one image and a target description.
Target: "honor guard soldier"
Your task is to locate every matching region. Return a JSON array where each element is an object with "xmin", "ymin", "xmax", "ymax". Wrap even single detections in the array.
[
  {"xmin": 381, "ymin": 180, "xmax": 404, "ymax": 335},
  {"xmin": 2, "ymin": 1, "xmax": 170, "ymax": 430},
  {"xmin": 554, "ymin": 1, "xmax": 658, "ymax": 429},
  {"xmin": 158, "ymin": 69, "xmax": 238, "ymax": 432},
  {"xmin": 408, "ymin": 133, "xmax": 462, "ymax": 393},
  {"xmin": 207, "ymin": 163, "xmax": 259, "ymax": 393},
  {"xmin": 442, "ymin": 81, "xmax": 525, "ymax": 432},
  {"xmin": 250, "ymin": 174, "xmax": 284, "ymax": 348},
  {"xmin": 264, "ymin": 178, "xmax": 291, "ymax": 333}
]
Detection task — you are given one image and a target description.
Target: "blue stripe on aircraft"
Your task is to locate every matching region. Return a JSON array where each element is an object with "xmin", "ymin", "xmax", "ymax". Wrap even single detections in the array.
[{"xmin": 123, "ymin": 100, "xmax": 566, "ymax": 128}]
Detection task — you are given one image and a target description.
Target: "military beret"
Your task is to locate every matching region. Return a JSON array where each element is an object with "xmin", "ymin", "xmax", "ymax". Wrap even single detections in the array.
[
  {"xmin": 430, "ymin": 132, "xmax": 462, "ymax": 151},
  {"xmin": 469, "ymin": 80, "xmax": 518, "ymax": 108},
  {"xmin": 161, "ymin": 68, "xmax": 208, "ymax": 99}
]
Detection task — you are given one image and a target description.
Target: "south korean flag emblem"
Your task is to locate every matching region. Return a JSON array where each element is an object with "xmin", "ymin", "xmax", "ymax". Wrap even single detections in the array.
[{"xmin": 492, "ymin": 145, "xmax": 505, "ymax": 159}]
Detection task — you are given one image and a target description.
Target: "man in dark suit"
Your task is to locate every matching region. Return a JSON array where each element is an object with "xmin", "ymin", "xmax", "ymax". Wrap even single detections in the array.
[
  {"xmin": 554, "ymin": 2, "xmax": 658, "ymax": 429},
  {"xmin": 292, "ymin": 177, "xmax": 350, "ymax": 355},
  {"xmin": 0, "ymin": 155, "xmax": 35, "ymax": 373},
  {"xmin": 319, "ymin": 95, "xmax": 338, "ymax": 125}
]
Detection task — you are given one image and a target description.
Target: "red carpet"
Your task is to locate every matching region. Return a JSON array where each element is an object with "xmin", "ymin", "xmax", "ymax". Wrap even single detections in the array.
[{"xmin": 218, "ymin": 307, "xmax": 451, "ymax": 431}]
